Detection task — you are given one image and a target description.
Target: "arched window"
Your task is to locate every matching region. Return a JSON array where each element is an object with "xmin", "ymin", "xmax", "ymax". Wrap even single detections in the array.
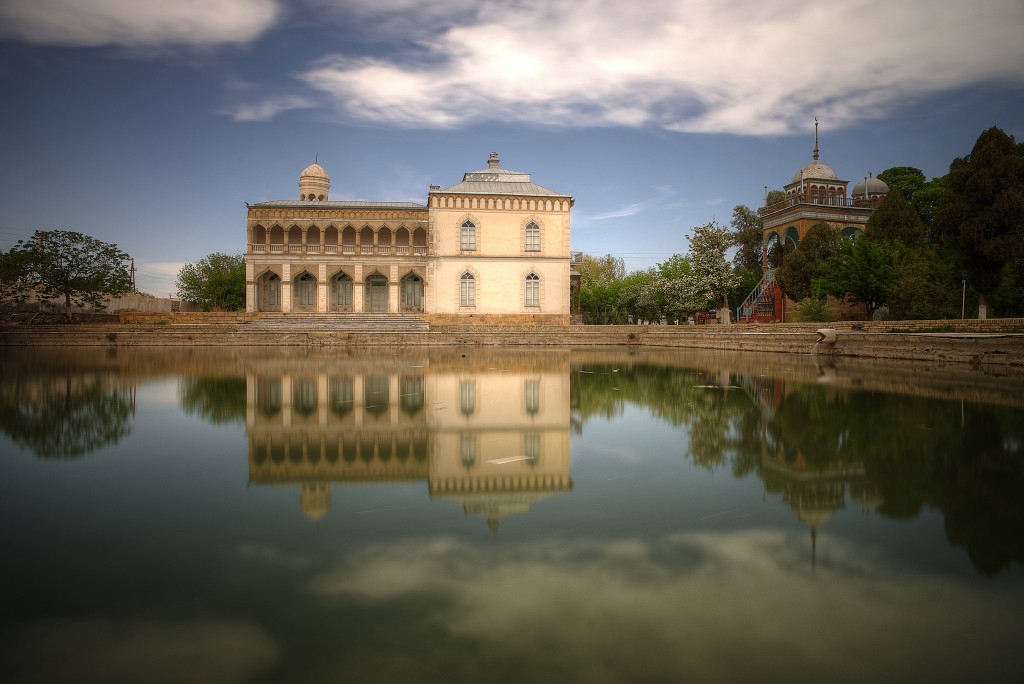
[
  {"xmin": 460, "ymin": 220, "xmax": 476, "ymax": 251},
  {"xmin": 460, "ymin": 380, "xmax": 475, "ymax": 416},
  {"xmin": 524, "ymin": 379, "xmax": 540, "ymax": 415},
  {"xmin": 401, "ymin": 273, "xmax": 423, "ymax": 311},
  {"xmin": 266, "ymin": 273, "xmax": 280, "ymax": 307},
  {"xmin": 525, "ymin": 221, "xmax": 540, "ymax": 251},
  {"xmin": 295, "ymin": 272, "xmax": 316, "ymax": 307},
  {"xmin": 460, "ymin": 272, "xmax": 475, "ymax": 307},
  {"xmin": 525, "ymin": 272, "xmax": 540, "ymax": 307},
  {"xmin": 332, "ymin": 272, "xmax": 353, "ymax": 308}
]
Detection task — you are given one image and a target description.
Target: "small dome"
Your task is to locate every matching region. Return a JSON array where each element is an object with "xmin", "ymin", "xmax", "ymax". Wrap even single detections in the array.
[
  {"xmin": 298, "ymin": 162, "xmax": 330, "ymax": 201},
  {"xmin": 300, "ymin": 163, "xmax": 329, "ymax": 179},
  {"xmin": 851, "ymin": 177, "xmax": 890, "ymax": 197},
  {"xmin": 793, "ymin": 160, "xmax": 838, "ymax": 182},
  {"xmin": 300, "ymin": 483, "xmax": 331, "ymax": 522}
]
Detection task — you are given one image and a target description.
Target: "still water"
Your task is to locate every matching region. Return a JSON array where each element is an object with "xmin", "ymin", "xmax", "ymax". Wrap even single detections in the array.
[{"xmin": 1, "ymin": 346, "xmax": 1022, "ymax": 683}]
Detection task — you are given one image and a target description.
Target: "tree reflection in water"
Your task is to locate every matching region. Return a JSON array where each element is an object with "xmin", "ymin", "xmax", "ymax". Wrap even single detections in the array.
[
  {"xmin": 571, "ymin": 362, "xmax": 1024, "ymax": 575},
  {"xmin": 0, "ymin": 374, "xmax": 133, "ymax": 459},
  {"xmin": 179, "ymin": 377, "xmax": 247, "ymax": 425}
]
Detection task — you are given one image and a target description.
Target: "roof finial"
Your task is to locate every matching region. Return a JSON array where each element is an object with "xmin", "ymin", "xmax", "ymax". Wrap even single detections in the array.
[
  {"xmin": 315, "ymin": 153, "xmax": 318, "ymax": 164},
  {"xmin": 813, "ymin": 117, "xmax": 819, "ymax": 162},
  {"xmin": 487, "ymin": 152, "xmax": 500, "ymax": 169}
]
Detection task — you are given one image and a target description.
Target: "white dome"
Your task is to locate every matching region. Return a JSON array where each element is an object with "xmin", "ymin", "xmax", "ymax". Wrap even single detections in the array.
[
  {"xmin": 793, "ymin": 160, "xmax": 838, "ymax": 182},
  {"xmin": 851, "ymin": 177, "xmax": 890, "ymax": 197}
]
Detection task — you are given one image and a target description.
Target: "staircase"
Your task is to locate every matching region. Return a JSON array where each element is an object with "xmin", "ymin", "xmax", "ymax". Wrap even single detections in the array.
[
  {"xmin": 738, "ymin": 269, "xmax": 779, "ymax": 323},
  {"xmin": 243, "ymin": 313, "xmax": 429, "ymax": 332}
]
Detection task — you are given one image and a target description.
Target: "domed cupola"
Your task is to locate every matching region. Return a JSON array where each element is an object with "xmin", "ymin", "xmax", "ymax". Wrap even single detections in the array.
[
  {"xmin": 299, "ymin": 162, "xmax": 330, "ymax": 201},
  {"xmin": 851, "ymin": 175, "xmax": 890, "ymax": 200}
]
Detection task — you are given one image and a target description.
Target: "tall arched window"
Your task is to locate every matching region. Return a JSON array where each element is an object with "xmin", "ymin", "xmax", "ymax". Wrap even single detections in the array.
[
  {"xmin": 401, "ymin": 273, "xmax": 423, "ymax": 311},
  {"xmin": 460, "ymin": 272, "xmax": 475, "ymax": 307},
  {"xmin": 266, "ymin": 273, "xmax": 280, "ymax": 307},
  {"xmin": 295, "ymin": 272, "xmax": 316, "ymax": 307},
  {"xmin": 460, "ymin": 220, "xmax": 476, "ymax": 251},
  {"xmin": 525, "ymin": 272, "xmax": 540, "ymax": 307},
  {"xmin": 524, "ymin": 221, "xmax": 540, "ymax": 251},
  {"xmin": 332, "ymin": 272, "xmax": 353, "ymax": 308}
]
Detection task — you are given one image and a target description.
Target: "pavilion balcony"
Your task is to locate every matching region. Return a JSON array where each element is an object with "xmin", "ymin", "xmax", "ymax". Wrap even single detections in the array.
[{"xmin": 248, "ymin": 243, "xmax": 429, "ymax": 257}]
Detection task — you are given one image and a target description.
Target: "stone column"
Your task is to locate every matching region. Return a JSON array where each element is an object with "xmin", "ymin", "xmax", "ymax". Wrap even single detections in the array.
[
  {"xmin": 281, "ymin": 264, "xmax": 292, "ymax": 313},
  {"xmin": 317, "ymin": 264, "xmax": 328, "ymax": 312}
]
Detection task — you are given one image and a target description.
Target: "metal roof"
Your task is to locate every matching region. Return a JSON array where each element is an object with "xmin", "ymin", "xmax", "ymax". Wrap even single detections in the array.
[{"xmin": 434, "ymin": 180, "xmax": 566, "ymax": 196}]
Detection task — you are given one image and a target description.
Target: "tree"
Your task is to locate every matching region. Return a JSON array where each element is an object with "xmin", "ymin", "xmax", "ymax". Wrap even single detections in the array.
[
  {"xmin": 765, "ymin": 189, "xmax": 785, "ymax": 207},
  {"xmin": 9, "ymin": 230, "xmax": 132, "ymax": 321},
  {"xmin": 686, "ymin": 221, "xmax": 739, "ymax": 323},
  {"xmin": 878, "ymin": 166, "xmax": 926, "ymax": 202},
  {"xmin": 775, "ymin": 223, "xmax": 837, "ymax": 302},
  {"xmin": 866, "ymin": 190, "xmax": 925, "ymax": 247},
  {"xmin": 935, "ymin": 127, "xmax": 1024, "ymax": 318},
  {"xmin": 0, "ymin": 249, "xmax": 30, "ymax": 310},
  {"xmin": 729, "ymin": 205, "xmax": 763, "ymax": 273},
  {"xmin": 915, "ymin": 175, "xmax": 947, "ymax": 231},
  {"xmin": 577, "ymin": 253, "xmax": 625, "ymax": 288},
  {"xmin": 176, "ymin": 253, "xmax": 246, "ymax": 311},
  {"xmin": 814, "ymin": 237, "xmax": 897, "ymax": 319}
]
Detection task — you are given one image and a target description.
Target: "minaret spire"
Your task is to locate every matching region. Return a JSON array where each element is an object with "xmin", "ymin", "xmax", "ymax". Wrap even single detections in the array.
[{"xmin": 813, "ymin": 117, "xmax": 819, "ymax": 161}]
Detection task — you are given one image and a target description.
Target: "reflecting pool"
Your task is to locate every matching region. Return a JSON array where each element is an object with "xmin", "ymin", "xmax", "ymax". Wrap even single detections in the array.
[{"xmin": 2, "ymin": 346, "xmax": 1023, "ymax": 683}]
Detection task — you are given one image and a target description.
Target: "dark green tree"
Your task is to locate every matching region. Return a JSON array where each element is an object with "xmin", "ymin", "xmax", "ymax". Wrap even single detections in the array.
[
  {"xmin": 775, "ymin": 223, "xmax": 837, "ymax": 302},
  {"xmin": 9, "ymin": 230, "xmax": 132, "ymax": 321},
  {"xmin": 866, "ymin": 189, "xmax": 925, "ymax": 247},
  {"xmin": 176, "ymin": 252, "xmax": 246, "ymax": 311},
  {"xmin": 179, "ymin": 376, "xmax": 247, "ymax": 425},
  {"xmin": 914, "ymin": 175, "xmax": 947, "ymax": 230},
  {"xmin": 935, "ymin": 127, "xmax": 1024, "ymax": 318},
  {"xmin": 729, "ymin": 205, "xmax": 763, "ymax": 273},
  {"xmin": 885, "ymin": 244, "xmax": 962, "ymax": 320},
  {"xmin": 814, "ymin": 237, "xmax": 897, "ymax": 319},
  {"xmin": 878, "ymin": 166, "xmax": 926, "ymax": 202},
  {"xmin": 0, "ymin": 249, "xmax": 30, "ymax": 310}
]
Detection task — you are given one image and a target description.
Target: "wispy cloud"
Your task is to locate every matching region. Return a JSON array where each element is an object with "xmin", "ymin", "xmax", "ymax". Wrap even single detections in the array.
[
  {"xmin": 221, "ymin": 95, "xmax": 316, "ymax": 122},
  {"xmin": 292, "ymin": 0, "xmax": 1024, "ymax": 135},
  {"xmin": 0, "ymin": 0, "xmax": 280, "ymax": 47}
]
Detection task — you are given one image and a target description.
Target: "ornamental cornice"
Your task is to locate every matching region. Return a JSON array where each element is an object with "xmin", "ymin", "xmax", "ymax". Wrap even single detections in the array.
[{"xmin": 248, "ymin": 208, "xmax": 428, "ymax": 222}]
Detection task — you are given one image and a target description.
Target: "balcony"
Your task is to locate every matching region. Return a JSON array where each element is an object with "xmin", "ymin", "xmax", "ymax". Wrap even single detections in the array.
[{"xmin": 249, "ymin": 243, "xmax": 428, "ymax": 257}]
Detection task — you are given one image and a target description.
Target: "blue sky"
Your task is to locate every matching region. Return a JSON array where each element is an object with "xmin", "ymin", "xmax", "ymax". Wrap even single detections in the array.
[{"xmin": 1, "ymin": 0, "xmax": 1022, "ymax": 296}]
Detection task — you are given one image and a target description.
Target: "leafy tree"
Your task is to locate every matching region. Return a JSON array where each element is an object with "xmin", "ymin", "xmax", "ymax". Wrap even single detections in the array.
[
  {"xmin": 989, "ymin": 257, "xmax": 1024, "ymax": 318},
  {"xmin": 882, "ymin": 244, "xmax": 961, "ymax": 320},
  {"xmin": 656, "ymin": 253, "xmax": 690, "ymax": 280},
  {"xmin": 915, "ymin": 175, "xmax": 947, "ymax": 231},
  {"xmin": 9, "ymin": 230, "xmax": 132, "ymax": 321},
  {"xmin": 878, "ymin": 166, "xmax": 926, "ymax": 202},
  {"xmin": 935, "ymin": 126, "xmax": 1024, "ymax": 318},
  {"xmin": 0, "ymin": 249, "xmax": 30, "ymax": 309},
  {"xmin": 686, "ymin": 221, "xmax": 739, "ymax": 321},
  {"xmin": 179, "ymin": 377, "xmax": 247, "ymax": 425},
  {"xmin": 176, "ymin": 252, "xmax": 246, "ymax": 311},
  {"xmin": 814, "ymin": 237, "xmax": 897, "ymax": 319},
  {"xmin": 775, "ymin": 223, "xmax": 837, "ymax": 301},
  {"xmin": 729, "ymin": 205, "xmax": 763, "ymax": 273},
  {"xmin": 866, "ymin": 189, "xmax": 925, "ymax": 247},
  {"xmin": 765, "ymin": 189, "xmax": 785, "ymax": 206},
  {"xmin": 577, "ymin": 253, "xmax": 625, "ymax": 288}
]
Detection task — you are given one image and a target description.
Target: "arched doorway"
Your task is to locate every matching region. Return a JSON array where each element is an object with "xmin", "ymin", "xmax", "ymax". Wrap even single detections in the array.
[
  {"xmin": 331, "ymin": 272, "xmax": 353, "ymax": 311},
  {"xmin": 365, "ymin": 274, "xmax": 388, "ymax": 313},
  {"xmin": 400, "ymin": 272, "xmax": 423, "ymax": 312},
  {"xmin": 258, "ymin": 271, "xmax": 282, "ymax": 311},
  {"xmin": 294, "ymin": 272, "xmax": 317, "ymax": 310}
]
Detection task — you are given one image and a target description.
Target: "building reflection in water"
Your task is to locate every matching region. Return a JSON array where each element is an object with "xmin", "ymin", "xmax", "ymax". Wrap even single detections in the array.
[{"xmin": 246, "ymin": 356, "xmax": 572, "ymax": 530}]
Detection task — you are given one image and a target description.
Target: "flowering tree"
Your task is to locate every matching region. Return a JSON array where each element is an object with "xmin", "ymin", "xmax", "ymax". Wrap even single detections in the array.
[{"xmin": 686, "ymin": 221, "xmax": 739, "ymax": 323}]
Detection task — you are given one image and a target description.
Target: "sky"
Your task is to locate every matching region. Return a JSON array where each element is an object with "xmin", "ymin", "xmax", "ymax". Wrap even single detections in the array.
[{"xmin": 1, "ymin": 0, "xmax": 1023, "ymax": 296}]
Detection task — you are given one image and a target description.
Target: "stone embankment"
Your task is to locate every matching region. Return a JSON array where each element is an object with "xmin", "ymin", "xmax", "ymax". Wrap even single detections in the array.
[{"xmin": 1, "ymin": 313, "xmax": 1023, "ymax": 367}]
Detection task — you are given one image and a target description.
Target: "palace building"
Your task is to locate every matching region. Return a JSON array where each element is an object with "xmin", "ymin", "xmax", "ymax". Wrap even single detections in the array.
[
  {"xmin": 739, "ymin": 122, "xmax": 890, "ymax": 322},
  {"xmin": 244, "ymin": 153, "xmax": 574, "ymax": 324}
]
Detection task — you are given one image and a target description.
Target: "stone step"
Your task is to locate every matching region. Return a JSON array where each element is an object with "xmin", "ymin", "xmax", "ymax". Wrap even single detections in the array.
[{"xmin": 243, "ymin": 314, "xmax": 429, "ymax": 332}]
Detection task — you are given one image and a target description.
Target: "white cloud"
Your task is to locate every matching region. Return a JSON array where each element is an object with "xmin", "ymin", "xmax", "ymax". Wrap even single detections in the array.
[
  {"xmin": 222, "ymin": 95, "xmax": 316, "ymax": 122},
  {"xmin": 307, "ymin": 531, "xmax": 1024, "ymax": 682},
  {"xmin": 0, "ymin": 0, "xmax": 280, "ymax": 47},
  {"xmin": 293, "ymin": 0, "xmax": 1024, "ymax": 135}
]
